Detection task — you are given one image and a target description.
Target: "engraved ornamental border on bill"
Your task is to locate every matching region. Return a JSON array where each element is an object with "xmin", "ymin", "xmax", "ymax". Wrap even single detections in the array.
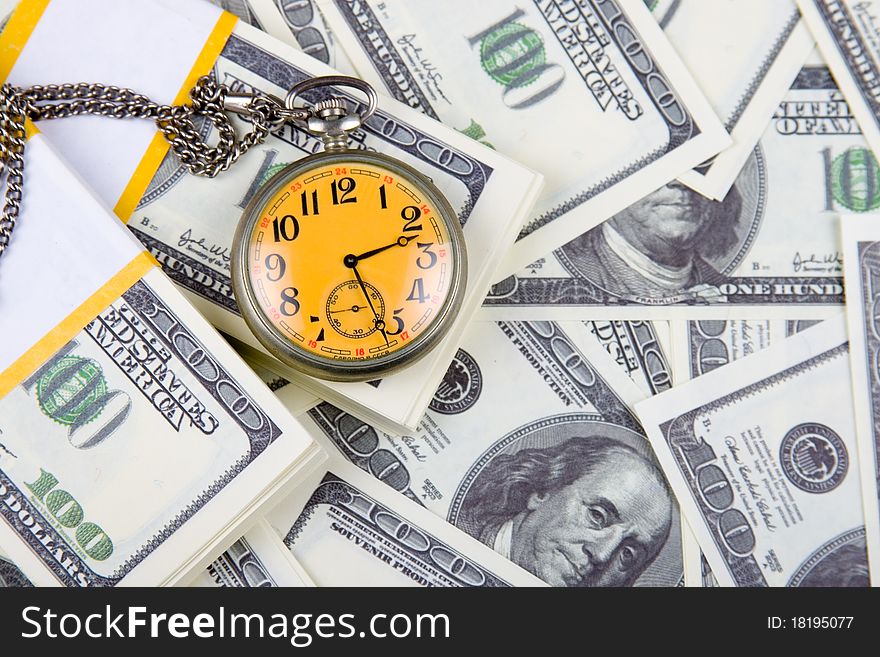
[
  {"xmin": 587, "ymin": 320, "xmax": 673, "ymax": 394},
  {"xmin": 656, "ymin": 342, "xmax": 849, "ymax": 587},
  {"xmin": 848, "ymin": 234, "xmax": 880, "ymax": 582},
  {"xmin": 284, "ymin": 472, "xmax": 518, "ymax": 587},
  {"xmin": 207, "ymin": 538, "xmax": 278, "ymax": 587},
  {"xmin": 0, "ymin": 280, "xmax": 282, "ymax": 587}
]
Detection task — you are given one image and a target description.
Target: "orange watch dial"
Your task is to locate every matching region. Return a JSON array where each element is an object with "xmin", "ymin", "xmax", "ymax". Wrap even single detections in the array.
[{"xmin": 243, "ymin": 157, "xmax": 457, "ymax": 367}]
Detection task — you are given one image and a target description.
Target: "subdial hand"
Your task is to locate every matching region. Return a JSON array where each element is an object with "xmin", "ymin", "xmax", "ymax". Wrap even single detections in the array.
[
  {"xmin": 343, "ymin": 236, "xmax": 414, "ymax": 267},
  {"xmin": 350, "ymin": 265, "xmax": 389, "ymax": 346},
  {"xmin": 328, "ymin": 304, "xmax": 364, "ymax": 314}
]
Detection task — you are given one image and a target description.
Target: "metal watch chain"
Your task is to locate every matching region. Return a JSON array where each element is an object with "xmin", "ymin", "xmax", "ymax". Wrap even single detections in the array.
[{"xmin": 0, "ymin": 73, "xmax": 377, "ymax": 261}]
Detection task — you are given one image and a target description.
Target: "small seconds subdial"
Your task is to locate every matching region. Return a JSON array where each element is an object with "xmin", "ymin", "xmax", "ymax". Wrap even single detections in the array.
[{"xmin": 326, "ymin": 280, "xmax": 386, "ymax": 339}]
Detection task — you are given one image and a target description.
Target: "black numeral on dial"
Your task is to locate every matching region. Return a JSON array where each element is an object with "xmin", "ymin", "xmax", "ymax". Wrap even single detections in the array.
[
  {"xmin": 300, "ymin": 190, "xmax": 319, "ymax": 216},
  {"xmin": 401, "ymin": 206, "xmax": 423, "ymax": 232},
  {"xmin": 378, "ymin": 183, "xmax": 388, "ymax": 209},
  {"xmin": 406, "ymin": 278, "xmax": 429, "ymax": 304},
  {"xmin": 265, "ymin": 253, "xmax": 286, "ymax": 281},
  {"xmin": 386, "ymin": 308, "xmax": 405, "ymax": 335},
  {"xmin": 272, "ymin": 214, "xmax": 300, "ymax": 242},
  {"xmin": 279, "ymin": 287, "xmax": 301, "ymax": 316},
  {"xmin": 416, "ymin": 242, "xmax": 437, "ymax": 269},
  {"xmin": 331, "ymin": 177, "xmax": 357, "ymax": 204}
]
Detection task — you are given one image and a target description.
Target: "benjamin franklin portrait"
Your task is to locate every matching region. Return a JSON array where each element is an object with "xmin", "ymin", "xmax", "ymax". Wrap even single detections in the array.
[
  {"xmin": 557, "ymin": 150, "xmax": 766, "ymax": 302},
  {"xmin": 453, "ymin": 430, "xmax": 675, "ymax": 587}
]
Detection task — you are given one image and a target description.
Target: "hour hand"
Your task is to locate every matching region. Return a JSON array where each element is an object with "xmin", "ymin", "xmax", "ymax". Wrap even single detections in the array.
[{"xmin": 344, "ymin": 235, "xmax": 414, "ymax": 266}]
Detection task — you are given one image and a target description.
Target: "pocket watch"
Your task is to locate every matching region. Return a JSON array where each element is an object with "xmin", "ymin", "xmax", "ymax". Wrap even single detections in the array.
[
  {"xmin": 0, "ymin": 74, "xmax": 467, "ymax": 383},
  {"xmin": 230, "ymin": 77, "xmax": 467, "ymax": 382}
]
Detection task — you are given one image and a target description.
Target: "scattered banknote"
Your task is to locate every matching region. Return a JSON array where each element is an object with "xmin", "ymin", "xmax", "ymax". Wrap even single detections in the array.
[
  {"xmin": 264, "ymin": 458, "xmax": 546, "ymax": 586},
  {"xmin": 5, "ymin": 0, "xmax": 879, "ymax": 592},
  {"xmin": 208, "ymin": 0, "xmax": 317, "ymax": 55},
  {"xmin": 841, "ymin": 216, "xmax": 880, "ymax": 585},
  {"xmin": 318, "ymin": 0, "xmax": 730, "ymax": 278},
  {"xmin": 482, "ymin": 65, "xmax": 853, "ymax": 319},
  {"xmin": 658, "ymin": 0, "xmax": 813, "ymax": 199},
  {"xmin": 637, "ymin": 316, "xmax": 870, "ymax": 586},
  {"xmin": 670, "ymin": 318, "xmax": 823, "ymax": 586},
  {"xmin": 798, "ymin": 0, "xmax": 880, "ymax": 163},
  {"xmin": 672, "ymin": 319, "xmax": 825, "ymax": 382},
  {"xmin": 295, "ymin": 320, "xmax": 683, "ymax": 587},
  {"xmin": 191, "ymin": 520, "xmax": 314, "ymax": 587}
]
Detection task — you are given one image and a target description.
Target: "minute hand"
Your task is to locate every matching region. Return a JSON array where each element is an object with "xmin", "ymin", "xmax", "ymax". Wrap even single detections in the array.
[
  {"xmin": 351, "ymin": 264, "xmax": 389, "ymax": 345},
  {"xmin": 354, "ymin": 235, "xmax": 414, "ymax": 262}
]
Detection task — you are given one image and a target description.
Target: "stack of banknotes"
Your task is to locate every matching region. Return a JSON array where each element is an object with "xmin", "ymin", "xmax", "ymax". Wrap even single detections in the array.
[{"xmin": 1, "ymin": 0, "xmax": 880, "ymax": 588}]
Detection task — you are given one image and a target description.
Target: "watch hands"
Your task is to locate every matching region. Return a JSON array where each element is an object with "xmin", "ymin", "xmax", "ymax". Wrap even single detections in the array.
[
  {"xmin": 328, "ymin": 305, "xmax": 364, "ymax": 314},
  {"xmin": 344, "ymin": 235, "xmax": 414, "ymax": 267},
  {"xmin": 349, "ymin": 264, "xmax": 389, "ymax": 346}
]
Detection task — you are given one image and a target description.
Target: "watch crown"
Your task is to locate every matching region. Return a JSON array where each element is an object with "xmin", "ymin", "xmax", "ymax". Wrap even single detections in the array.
[{"xmin": 313, "ymin": 97, "xmax": 348, "ymax": 119}]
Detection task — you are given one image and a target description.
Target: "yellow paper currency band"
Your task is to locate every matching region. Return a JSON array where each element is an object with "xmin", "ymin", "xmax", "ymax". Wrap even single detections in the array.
[
  {"xmin": 0, "ymin": 0, "xmax": 50, "ymax": 84},
  {"xmin": 0, "ymin": 250, "xmax": 156, "ymax": 399},
  {"xmin": 113, "ymin": 10, "xmax": 238, "ymax": 223}
]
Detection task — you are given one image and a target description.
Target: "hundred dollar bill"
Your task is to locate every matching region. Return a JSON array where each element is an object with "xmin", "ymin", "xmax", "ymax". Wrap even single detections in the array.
[
  {"xmin": 317, "ymin": 0, "xmax": 730, "ymax": 277},
  {"xmin": 798, "ymin": 0, "xmax": 880, "ymax": 165},
  {"xmin": 657, "ymin": 1, "xmax": 813, "ymax": 200},
  {"xmin": 298, "ymin": 320, "xmax": 684, "ymax": 587},
  {"xmin": 637, "ymin": 316, "xmax": 870, "ymax": 587},
  {"xmin": 208, "ymin": 0, "xmax": 273, "ymax": 31},
  {"xmin": 191, "ymin": 520, "xmax": 314, "ymax": 587},
  {"xmin": 841, "ymin": 216, "xmax": 880, "ymax": 585},
  {"xmin": 671, "ymin": 317, "xmax": 822, "ymax": 586},
  {"xmin": 208, "ymin": 0, "xmax": 321, "ymax": 57},
  {"xmin": 678, "ymin": 517, "xmax": 715, "ymax": 588},
  {"xmin": 265, "ymin": 459, "xmax": 545, "ymax": 586},
  {"xmin": 482, "ymin": 66, "xmax": 854, "ymax": 319}
]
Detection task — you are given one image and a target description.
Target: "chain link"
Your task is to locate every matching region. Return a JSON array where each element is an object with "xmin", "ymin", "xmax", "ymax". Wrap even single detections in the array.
[{"xmin": 0, "ymin": 75, "xmax": 306, "ymax": 261}]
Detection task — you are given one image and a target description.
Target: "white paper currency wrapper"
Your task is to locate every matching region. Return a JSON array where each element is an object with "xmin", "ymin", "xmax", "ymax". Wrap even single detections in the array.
[
  {"xmin": 0, "ymin": 133, "xmax": 145, "ymax": 372},
  {"xmin": 4, "ymin": 0, "xmax": 224, "ymax": 206}
]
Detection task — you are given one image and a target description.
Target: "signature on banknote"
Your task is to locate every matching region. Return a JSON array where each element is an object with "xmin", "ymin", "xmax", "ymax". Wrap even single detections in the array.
[
  {"xmin": 177, "ymin": 228, "xmax": 232, "ymax": 267},
  {"xmin": 792, "ymin": 251, "xmax": 843, "ymax": 273}
]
